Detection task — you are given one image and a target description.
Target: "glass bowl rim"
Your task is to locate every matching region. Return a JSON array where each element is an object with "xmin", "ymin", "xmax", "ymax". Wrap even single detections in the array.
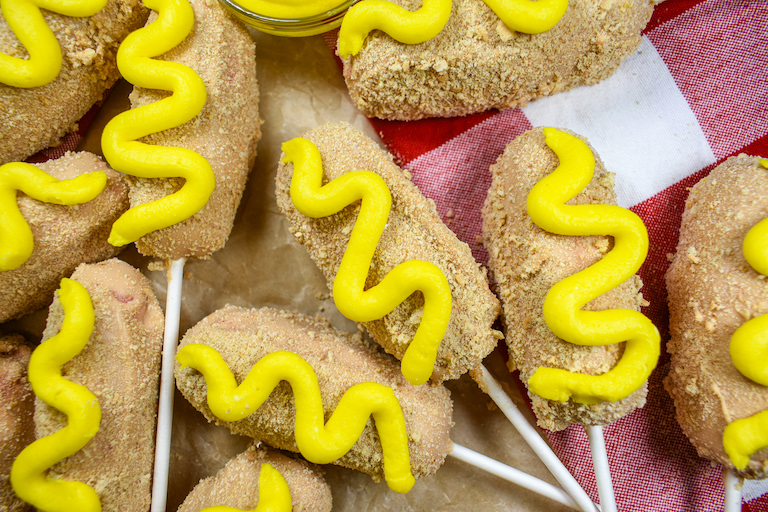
[{"xmin": 218, "ymin": 0, "xmax": 359, "ymax": 25}]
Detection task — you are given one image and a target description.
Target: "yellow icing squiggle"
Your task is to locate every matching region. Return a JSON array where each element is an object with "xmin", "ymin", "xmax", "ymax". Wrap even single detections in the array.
[
  {"xmin": 723, "ymin": 411, "xmax": 768, "ymax": 471},
  {"xmin": 526, "ymin": 127, "xmax": 660, "ymax": 405},
  {"xmin": 338, "ymin": 0, "xmax": 451, "ymax": 59},
  {"xmin": 0, "ymin": 162, "xmax": 107, "ymax": 272},
  {"xmin": 10, "ymin": 278, "xmax": 102, "ymax": 512},
  {"xmin": 281, "ymin": 137, "xmax": 452, "ymax": 386},
  {"xmin": 723, "ymin": 157, "xmax": 768, "ymax": 470},
  {"xmin": 476, "ymin": 0, "xmax": 567, "ymax": 34},
  {"xmin": 338, "ymin": 0, "xmax": 567, "ymax": 58},
  {"xmin": 101, "ymin": 0, "xmax": 215, "ymax": 247},
  {"xmin": 177, "ymin": 344, "xmax": 416, "ymax": 494},
  {"xmin": 0, "ymin": 0, "xmax": 106, "ymax": 88},
  {"xmin": 741, "ymin": 159, "xmax": 768, "ymax": 279},
  {"xmin": 201, "ymin": 463, "xmax": 292, "ymax": 512}
]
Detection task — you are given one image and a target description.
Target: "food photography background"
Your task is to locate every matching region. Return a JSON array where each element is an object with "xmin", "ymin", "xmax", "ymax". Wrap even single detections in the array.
[{"xmin": 2, "ymin": 0, "xmax": 767, "ymax": 510}]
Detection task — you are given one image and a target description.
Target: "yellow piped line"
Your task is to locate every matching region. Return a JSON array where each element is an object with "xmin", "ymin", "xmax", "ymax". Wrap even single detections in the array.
[
  {"xmin": 723, "ymin": 157, "xmax": 768, "ymax": 470},
  {"xmin": 201, "ymin": 463, "xmax": 292, "ymax": 512},
  {"xmin": 338, "ymin": 0, "xmax": 567, "ymax": 58},
  {"xmin": 724, "ymin": 411, "xmax": 768, "ymax": 471},
  {"xmin": 281, "ymin": 137, "xmax": 452, "ymax": 386},
  {"xmin": 526, "ymin": 127, "xmax": 660, "ymax": 405},
  {"xmin": 338, "ymin": 0, "xmax": 452, "ymax": 59},
  {"xmin": 482, "ymin": 0, "xmax": 567, "ymax": 34},
  {"xmin": 101, "ymin": 0, "xmax": 215, "ymax": 248},
  {"xmin": 177, "ymin": 344, "xmax": 416, "ymax": 494},
  {"xmin": 10, "ymin": 278, "xmax": 102, "ymax": 512},
  {"xmin": 0, "ymin": 162, "xmax": 107, "ymax": 272},
  {"xmin": 0, "ymin": 0, "xmax": 106, "ymax": 88},
  {"xmin": 742, "ymin": 158, "xmax": 768, "ymax": 279}
]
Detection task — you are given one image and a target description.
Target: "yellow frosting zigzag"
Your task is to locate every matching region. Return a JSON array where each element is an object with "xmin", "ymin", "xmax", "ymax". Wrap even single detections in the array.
[
  {"xmin": 724, "ymin": 411, "xmax": 768, "ymax": 471},
  {"xmin": 0, "ymin": 0, "xmax": 106, "ymax": 88},
  {"xmin": 10, "ymin": 278, "xmax": 102, "ymax": 512},
  {"xmin": 722, "ymin": 157, "xmax": 768, "ymax": 470},
  {"xmin": 177, "ymin": 344, "xmax": 416, "ymax": 494},
  {"xmin": 338, "ymin": 0, "xmax": 568, "ymax": 58},
  {"xmin": 526, "ymin": 127, "xmax": 660, "ymax": 405},
  {"xmin": 0, "ymin": 162, "xmax": 107, "ymax": 272},
  {"xmin": 201, "ymin": 463, "xmax": 292, "ymax": 512},
  {"xmin": 281, "ymin": 137, "xmax": 452, "ymax": 386},
  {"xmin": 101, "ymin": 0, "xmax": 215, "ymax": 248}
]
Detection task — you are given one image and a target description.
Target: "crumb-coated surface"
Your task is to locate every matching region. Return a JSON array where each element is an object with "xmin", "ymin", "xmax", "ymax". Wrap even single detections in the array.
[
  {"xmin": 665, "ymin": 155, "xmax": 768, "ymax": 479},
  {"xmin": 341, "ymin": 0, "xmax": 653, "ymax": 120},
  {"xmin": 0, "ymin": 0, "xmax": 148, "ymax": 164},
  {"xmin": 482, "ymin": 128, "xmax": 647, "ymax": 431},
  {"xmin": 35, "ymin": 259, "xmax": 164, "ymax": 511},
  {"xmin": 175, "ymin": 306, "xmax": 454, "ymax": 482},
  {"xmin": 275, "ymin": 122, "xmax": 502, "ymax": 383},
  {"xmin": 127, "ymin": 0, "xmax": 260, "ymax": 260},
  {"xmin": 0, "ymin": 335, "xmax": 33, "ymax": 512},
  {"xmin": 178, "ymin": 444, "xmax": 333, "ymax": 512},
  {"xmin": 0, "ymin": 152, "xmax": 128, "ymax": 324}
]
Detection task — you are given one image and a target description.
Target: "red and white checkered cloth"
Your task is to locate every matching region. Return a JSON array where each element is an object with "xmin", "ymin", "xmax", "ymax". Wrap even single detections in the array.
[
  {"xmin": 39, "ymin": 1, "xmax": 765, "ymax": 509},
  {"xmin": 331, "ymin": 1, "xmax": 768, "ymax": 510}
]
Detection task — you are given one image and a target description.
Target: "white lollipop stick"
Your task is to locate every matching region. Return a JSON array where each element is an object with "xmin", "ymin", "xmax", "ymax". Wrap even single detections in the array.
[
  {"xmin": 586, "ymin": 425, "xmax": 617, "ymax": 512},
  {"xmin": 450, "ymin": 443, "xmax": 580, "ymax": 510},
  {"xmin": 478, "ymin": 365, "xmax": 600, "ymax": 512},
  {"xmin": 724, "ymin": 468, "xmax": 743, "ymax": 512},
  {"xmin": 150, "ymin": 257, "xmax": 186, "ymax": 512}
]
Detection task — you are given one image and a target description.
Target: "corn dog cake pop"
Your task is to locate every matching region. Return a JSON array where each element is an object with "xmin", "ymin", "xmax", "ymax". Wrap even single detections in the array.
[
  {"xmin": 275, "ymin": 122, "xmax": 502, "ymax": 385},
  {"xmin": 665, "ymin": 155, "xmax": 768, "ymax": 479},
  {"xmin": 102, "ymin": 0, "xmax": 260, "ymax": 260},
  {"xmin": 0, "ymin": 335, "xmax": 33, "ymax": 512},
  {"xmin": 338, "ymin": 0, "xmax": 654, "ymax": 120},
  {"xmin": 12, "ymin": 259, "xmax": 163, "ymax": 511},
  {"xmin": 0, "ymin": 0, "xmax": 148, "ymax": 164},
  {"xmin": 0, "ymin": 152, "xmax": 128, "ymax": 323},
  {"xmin": 175, "ymin": 306, "xmax": 453, "ymax": 492},
  {"xmin": 482, "ymin": 127, "xmax": 659, "ymax": 431},
  {"xmin": 178, "ymin": 444, "xmax": 332, "ymax": 512}
]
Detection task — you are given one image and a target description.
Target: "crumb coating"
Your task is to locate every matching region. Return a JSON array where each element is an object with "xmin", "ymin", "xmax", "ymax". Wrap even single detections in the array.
[
  {"xmin": 175, "ymin": 305, "xmax": 453, "ymax": 483},
  {"xmin": 0, "ymin": 335, "xmax": 33, "ymax": 512},
  {"xmin": 178, "ymin": 444, "xmax": 332, "ymax": 512},
  {"xmin": 126, "ymin": 0, "xmax": 261, "ymax": 260},
  {"xmin": 0, "ymin": 0, "xmax": 148, "ymax": 164},
  {"xmin": 35, "ymin": 259, "xmax": 164, "ymax": 511},
  {"xmin": 0, "ymin": 152, "xmax": 128, "ymax": 323},
  {"xmin": 342, "ymin": 0, "xmax": 653, "ymax": 120},
  {"xmin": 275, "ymin": 122, "xmax": 502, "ymax": 383},
  {"xmin": 665, "ymin": 155, "xmax": 768, "ymax": 479},
  {"xmin": 482, "ymin": 128, "xmax": 647, "ymax": 431}
]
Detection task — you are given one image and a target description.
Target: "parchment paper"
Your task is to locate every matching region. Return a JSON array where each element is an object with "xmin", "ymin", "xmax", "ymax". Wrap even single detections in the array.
[{"xmin": 3, "ymin": 29, "xmax": 574, "ymax": 512}]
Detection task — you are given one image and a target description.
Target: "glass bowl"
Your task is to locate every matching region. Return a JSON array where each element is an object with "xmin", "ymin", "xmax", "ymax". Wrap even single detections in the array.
[{"xmin": 219, "ymin": 0, "xmax": 359, "ymax": 37}]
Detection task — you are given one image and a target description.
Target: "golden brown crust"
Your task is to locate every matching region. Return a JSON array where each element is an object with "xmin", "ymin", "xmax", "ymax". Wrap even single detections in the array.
[
  {"xmin": 341, "ymin": 0, "xmax": 654, "ymax": 120},
  {"xmin": 127, "ymin": 0, "xmax": 261, "ymax": 260},
  {"xmin": 0, "ymin": 152, "xmax": 129, "ymax": 323},
  {"xmin": 664, "ymin": 155, "xmax": 768, "ymax": 479},
  {"xmin": 275, "ymin": 122, "xmax": 502, "ymax": 383},
  {"xmin": 0, "ymin": 335, "xmax": 33, "ymax": 512},
  {"xmin": 175, "ymin": 306, "xmax": 453, "ymax": 482},
  {"xmin": 481, "ymin": 128, "xmax": 647, "ymax": 431},
  {"xmin": 177, "ymin": 444, "xmax": 333, "ymax": 512},
  {"xmin": 0, "ymin": 0, "xmax": 148, "ymax": 164},
  {"xmin": 36, "ymin": 259, "xmax": 164, "ymax": 511}
]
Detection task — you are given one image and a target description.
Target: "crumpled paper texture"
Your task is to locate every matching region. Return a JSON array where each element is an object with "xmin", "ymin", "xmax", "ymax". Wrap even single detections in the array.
[{"xmin": 0, "ymin": 30, "xmax": 573, "ymax": 512}]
